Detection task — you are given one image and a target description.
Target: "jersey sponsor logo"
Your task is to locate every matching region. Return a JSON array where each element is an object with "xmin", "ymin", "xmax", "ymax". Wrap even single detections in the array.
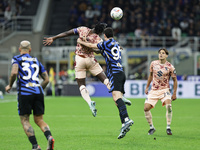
[
  {"xmin": 22, "ymin": 57, "xmax": 37, "ymax": 61},
  {"xmin": 157, "ymin": 71, "xmax": 163, "ymax": 77},
  {"xmin": 26, "ymin": 82, "xmax": 40, "ymax": 87}
]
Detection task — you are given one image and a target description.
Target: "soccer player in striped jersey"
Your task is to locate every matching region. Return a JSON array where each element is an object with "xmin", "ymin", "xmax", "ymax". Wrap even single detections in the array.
[
  {"xmin": 77, "ymin": 27, "xmax": 134, "ymax": 139},
  {"xmin": 5, "ymin": 41, "xmax": 54, "ymax": 150}
]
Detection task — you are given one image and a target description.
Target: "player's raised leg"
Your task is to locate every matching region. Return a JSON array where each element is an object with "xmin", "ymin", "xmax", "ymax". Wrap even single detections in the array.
[
  {"xmin": 96, "ymin": 72, "xmax": 132, "ymax": 106},
  {"xmin": 122, "ymin": 96, "xmax": 132, "ymax": 106},
  {"xmin": 118, "ymin": 117, "xmax": 134, "ymax": 139},
  {"xmin": 112, "ymin": 91, "xmax": 134, "ymax": 139},
  {"xmin": 77, "ymin": 78, "xmax": 97, "ymax": 117}
]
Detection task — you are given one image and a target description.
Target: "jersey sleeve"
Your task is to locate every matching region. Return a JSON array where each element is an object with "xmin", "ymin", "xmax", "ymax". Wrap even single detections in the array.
[
  {"xmin": 11, "ymin": 57, "xmax": 18, "ymax": 65},
  {"xmin": 170, "ymin": 65, "xmax": 176, "ymax": 77},
  {"xmin": 149, "ymin": 62, "xmax": 153, "ymax": 72},
  {"xmin": 74, "ymin": 26, "xmax": 88, "ymax": 36},
  {"xmin": 39, "ymin": 62, "xmax": 46, "ymax": 74},
  {"xmin": 97, "ymin": 41, "xmax": 105, "ymax": 53}
]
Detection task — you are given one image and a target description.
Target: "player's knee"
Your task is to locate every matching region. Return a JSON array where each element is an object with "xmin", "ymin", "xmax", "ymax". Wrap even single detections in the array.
[
  {"xmin": 34, "ymin": 118, "xmax": 40, "ymax": 125},
  {"xmin": 104, "ymin": 78, "xmax": 111, "ymax": 90},
  {"xmin": 166, "ymin": 104, "xmax": 172, "ymax": 113},
  {"xmin": 144, "ymin": 107, "xmax": 150, "ymax": 112},
  {"xmin": 79, "ymin": 85, "xmax": 90, "ymax": 95},
  {"xmin": 112, "ymin": 92, "xmax": 121, "ymax": 101},
  {"xmin": 34, "ymin": 116, "xmax": 43, "ymax": 125},
  {"xmin": 79, "ymin": 85, "xmax": 86, "ymax": 91},
  {"xmin": 20, "ymin": 115, "xmax": 29, "ymax": 125},
  {"xmin": 21, "ymin": 119, "xmax": 29, "ymax": 126},
  {"xmin": 144, "ymin": 104, "xmax": 151, "ymax": 111}
]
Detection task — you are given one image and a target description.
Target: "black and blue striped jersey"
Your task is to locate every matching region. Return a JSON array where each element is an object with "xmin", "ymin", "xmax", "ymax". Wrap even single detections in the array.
[
  {"xmin": 11, "ymin": 53, "xmax": 46, "ymax": 95},
  {"xmin": 97, "ymin": 38, "xmax": 123, "ymax": 79}
]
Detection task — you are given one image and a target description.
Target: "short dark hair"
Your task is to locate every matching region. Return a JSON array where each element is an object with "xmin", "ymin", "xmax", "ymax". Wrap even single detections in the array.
[
  {"xmin": 104, "ymin": 27, "xmax": 114, "ymax": 38},
  {"xmin": 94, "ymin": 23, "xmax": 107, "ymax": 34},
  {"xmin": 158, "ymin": 48, "xmax": 169, "ymax": 55}
]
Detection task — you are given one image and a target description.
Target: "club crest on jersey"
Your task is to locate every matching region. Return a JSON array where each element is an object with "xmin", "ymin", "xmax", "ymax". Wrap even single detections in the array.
[
  {"xmin": 153, "ymin": 66, "xmax": 159, "ymax": 70},
  {"xmin": 116, "ymin": 62, "xmax": 122, "ymax": 67}
]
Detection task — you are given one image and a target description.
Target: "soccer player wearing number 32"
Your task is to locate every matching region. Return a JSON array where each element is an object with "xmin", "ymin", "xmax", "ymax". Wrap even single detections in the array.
[{"xmin": 5, "ymin": 41, "xmax": 54, "ymax": 150}]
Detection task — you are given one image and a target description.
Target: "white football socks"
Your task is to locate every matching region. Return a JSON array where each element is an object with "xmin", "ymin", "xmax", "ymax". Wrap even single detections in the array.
[
  {"xmin": 79, "ymin": 85, "xmax": 92, "ymax": 107},
  {"xmin": 166, "ymin": 104, "xmax": 172, "ymax": 127}
]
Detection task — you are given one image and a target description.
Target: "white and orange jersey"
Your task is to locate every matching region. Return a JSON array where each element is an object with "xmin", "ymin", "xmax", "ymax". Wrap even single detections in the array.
[
  {"xmin": 150, "ymin": 60, "xmax": 176, "ymax": 90},
  {"xmin": 73, "ymin": 26, "xmax": 102, "ymax": 58}
]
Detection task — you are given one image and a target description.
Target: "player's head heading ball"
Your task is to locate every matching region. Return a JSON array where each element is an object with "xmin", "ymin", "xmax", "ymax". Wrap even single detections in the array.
[
  {"xmin": 158, "ymin": 48, "xmax": 169, "ymax": 55},
  {"xmin": 94, "ymin": 23, "xmax": 107, "ymax": 34},
  {"xmin": 104, "ymin": 27, "xmax": 114, "ymax": 38}
]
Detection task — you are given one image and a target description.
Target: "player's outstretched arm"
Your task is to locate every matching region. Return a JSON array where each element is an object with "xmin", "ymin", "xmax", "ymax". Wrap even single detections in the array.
[
  {"xmin": 5, "ymin": 64, "xmax": 18, "ymax": 93},
  {"xmin": 40, "ymin": 71, "xmax": 49, "ymax": 89},
  {"xmin": 43, "ymin": 29, "xmax": 75, "ymax": 46},
  {"xmin": 171, "ymin": 76, "xmax": 177, "ymax": 101}
]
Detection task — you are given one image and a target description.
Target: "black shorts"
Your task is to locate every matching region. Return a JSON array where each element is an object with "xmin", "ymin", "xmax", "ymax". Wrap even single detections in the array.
[
  {"xmin": 18, "ymin": 93, "xmax": 44, "ymax": 115},
  {"xmin": 110, "ymin": 71, "xmax": 126, "ymax": 94}
]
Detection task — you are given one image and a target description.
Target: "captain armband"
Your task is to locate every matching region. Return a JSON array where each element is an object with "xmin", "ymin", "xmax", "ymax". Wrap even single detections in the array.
[{"xmin": 73, "ymin": 28, "xmax": 79, "ymax": 35}]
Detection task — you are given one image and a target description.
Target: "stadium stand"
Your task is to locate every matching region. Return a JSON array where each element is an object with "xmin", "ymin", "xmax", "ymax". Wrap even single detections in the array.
[
  {"xmin": 45, "ymin": 0, "xmax": 200, "ymax": 50},
  {"xmin": 46, "ymin": 0, "xmax": 72, "ymax": 35},
  {"xmin": 0, "ymin": 0, "xmax": 200, "ymax": 89},
  {"xmin": 60, "ymin": 0, "xmax": 200, "ymax": 37},
  {"xmin": 43, "ymin": 0, "xmax": 199, "ymax": 80}
]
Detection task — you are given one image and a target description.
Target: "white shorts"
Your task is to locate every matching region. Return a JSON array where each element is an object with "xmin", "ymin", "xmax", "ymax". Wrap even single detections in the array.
[
  {"xmin": 75, "ymin": 55, "xmax": 103, "ymax": 79},
  {"xmin": 145, "ymin": 88, "xmax": 171, "ymax": 107}
]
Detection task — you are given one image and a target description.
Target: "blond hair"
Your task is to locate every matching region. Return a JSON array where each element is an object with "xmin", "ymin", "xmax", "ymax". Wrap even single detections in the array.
[{"xmin": 19, "ymin": 40, "xmax": 31, "ymax": 51}]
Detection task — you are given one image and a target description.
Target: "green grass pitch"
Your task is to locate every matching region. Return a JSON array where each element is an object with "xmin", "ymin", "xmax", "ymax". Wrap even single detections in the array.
[{"xmin": 0, "ymin": 95, "xmax": 199, "ymax": 150}]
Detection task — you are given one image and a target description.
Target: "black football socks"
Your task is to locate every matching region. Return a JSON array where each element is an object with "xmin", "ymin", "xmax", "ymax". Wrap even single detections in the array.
[{"xmin": 116, "ymin": 98, "xmax": 129, "ymax": 124}]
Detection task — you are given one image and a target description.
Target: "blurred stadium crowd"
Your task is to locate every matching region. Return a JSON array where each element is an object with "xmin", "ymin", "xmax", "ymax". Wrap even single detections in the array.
[
  {"xmin": 68, "ymin": 0, "xmax": 200, "ymax": 38},
  {"xmin": 0, "ymin": 0, "xmax": 31, "ymax": 24},
  {"xmin": 1, "ymin": 0, "xmax": 200, "ymax": 40}
]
